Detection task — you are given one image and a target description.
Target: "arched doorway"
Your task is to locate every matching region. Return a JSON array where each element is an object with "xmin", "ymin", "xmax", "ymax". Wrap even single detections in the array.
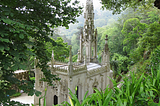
[
  {"xmin": 93, "ymin": 86, "xmax": 97, "ymax": 93},
  {"xmin": 53, "ymin": 95, "xmax": 58, "ymax": 105},
  {"xmin": 76, "ymin": 86, "xmax": 79, "ymax": 99}
]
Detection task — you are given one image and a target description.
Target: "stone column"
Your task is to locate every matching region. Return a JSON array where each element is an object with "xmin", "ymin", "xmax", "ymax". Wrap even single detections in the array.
[
  {"xmin": 68, "ymin": 46, "xmax": 73, "ymax": 76},
  {"xmin": 109, "ymin": 70, "xmax": 113, "ymax": 88},
  {"xmin": 88, "ymin": 29, "xmax": 92, "ymax": 62},
  {"xmin": 84, "ymin": 55, "xmax": 87, "ymax": 65},
  {"xmin": 68, "ymin": 77, "xmax": 72, "ymax": 103},
  {"xmin": 77, "ymin": 50, "xmax": 80, "ymax": 63},
  {"xmin": 58, "ymin": 84, "xmax": 61, "ymax": 104},
  {"xmin": 34, "ymin": 58, "xmax": 40, "ymax": 106},
  {"xmin": 92, "ymin": 28, "xmax": 97, "ymax": 62},
  {"xmin": 80, "ymin": 28, "xmax": 83, "ymax": 62},
  {"xmin": 100, "ymin": 75, "xmax": 103, "ymax": 90},
  {"xmin": 104, "ymin": 35, "xmax": 110, "ymax": 68},
  {"xmin": 95, "ymin": 29, "xmax": 97, "ymax": 59}
]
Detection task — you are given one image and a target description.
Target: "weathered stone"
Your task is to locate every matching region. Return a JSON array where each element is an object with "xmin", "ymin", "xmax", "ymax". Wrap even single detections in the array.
[{"xmin": 34, "ymin": 0, "xmax": 113, "ymax": 105}]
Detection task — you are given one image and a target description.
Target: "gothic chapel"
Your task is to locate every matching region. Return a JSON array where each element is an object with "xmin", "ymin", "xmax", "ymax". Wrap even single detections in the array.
[{"xmin": 34, "ymin": 0, "xmax": 113, "ymax": 105}]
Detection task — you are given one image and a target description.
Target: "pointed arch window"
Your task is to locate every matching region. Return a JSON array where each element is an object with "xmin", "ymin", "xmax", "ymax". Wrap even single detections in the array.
[
  {"xmin": 53, "ymin": 95, "xmax": 58, "ymax": 105},
  {"xmin": 76, "ymin": 86, "xmax": 79, "ymax": 99},
  {"xmin": 93, "ymin": 86, "xmax": 97, "ymax": 93}
]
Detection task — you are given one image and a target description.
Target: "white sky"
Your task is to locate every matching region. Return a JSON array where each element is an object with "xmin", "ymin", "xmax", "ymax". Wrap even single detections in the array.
[{"xmin": 77, "ymin": 0, "xmax": 102, "ymax": 9}]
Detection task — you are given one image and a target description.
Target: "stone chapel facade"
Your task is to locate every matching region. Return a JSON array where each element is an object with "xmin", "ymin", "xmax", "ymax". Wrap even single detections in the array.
[{"xmin": 34, "ymin": 0, "xmax": 113, "ymax": 105}]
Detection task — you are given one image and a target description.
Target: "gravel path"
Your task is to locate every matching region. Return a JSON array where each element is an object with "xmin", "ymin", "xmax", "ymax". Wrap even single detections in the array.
[{"xmin": 11, "ymin": 93, "xmax": 34, "ymax": 106}]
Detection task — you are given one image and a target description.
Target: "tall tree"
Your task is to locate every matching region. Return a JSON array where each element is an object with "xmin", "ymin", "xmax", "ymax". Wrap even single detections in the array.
[
  {"xmin": 0, "ymin": 0, "xmax": 82, "ymax": 105},
  {"xmin": 101, "ymin": 0, "xmax": 160, "ymax": 14},
  {"xmin": 122, "ymin": 18, "xmax": 147, "ymax": 54},
  {"xmin": 71, "ymin": 26, "xmax": 83, "ymax": 55},
  {"xmin": 45, "ymin": 37, "xmax": 70, "ymax": 61}
]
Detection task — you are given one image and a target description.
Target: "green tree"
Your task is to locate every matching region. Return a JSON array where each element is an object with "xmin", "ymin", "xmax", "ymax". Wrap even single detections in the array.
[
  {"xmin": 101, "ymin": 0, "xmax": 159, "ymax": 14},
  {"xmin": 122, "ymin": 18, "xmax": 147, "ymax": 54},
  {"xmin": 0, "ymin": 0, "xmax": 82, "ymax": 105},
  {"xmin": 111, "ymin": 53, "xmax": 129, "ymax": 73},
  {"xmin": 71, "ymin": 34, "xmax": 79, "ymax": 55},
  {"xmin": 71, "ymin": 26, "xmax": 82, "ymax": 55},
  {"xmin": 137, "ymin": 21, "xmax": 160, "ymax": 53},
  {"xmin": 45, "ymin": 37, "xmax": 70, "ymax": 61}
]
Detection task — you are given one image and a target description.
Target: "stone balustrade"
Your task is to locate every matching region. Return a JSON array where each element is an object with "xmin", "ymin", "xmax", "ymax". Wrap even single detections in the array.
[
  {"xmin": 54, "ymin": 61, "xmax": 68, "ymax": 65},
  {"xmin": 13, "ymin": 70, "xmax": 30, "ymax": 92},
  {"xmin": 15, "ymin": 70, "xmax": 29, "ymax": 81},
  {"xmin": 73, "ymin": 65, "xmax": 87, "ymax": 73},
  {"xmin": 87, "ymin": 66, "xmax": 107, "ymax": 76},
  {"xmin": 47, "ymin": 61, "xmax": 68, "ymax": 66},
  {"xmin": 73, "ymin": 62, "xmax": 80, "ymax": 66},
  {"xmin": 52, "ymin": 67, "xmax": 68, "ymax": 73}
]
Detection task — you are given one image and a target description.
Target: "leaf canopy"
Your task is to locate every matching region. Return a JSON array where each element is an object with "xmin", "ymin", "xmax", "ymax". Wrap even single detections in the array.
[{"xmin": 0, "ymin": 0, "xmax": 83, "ymax": 104}]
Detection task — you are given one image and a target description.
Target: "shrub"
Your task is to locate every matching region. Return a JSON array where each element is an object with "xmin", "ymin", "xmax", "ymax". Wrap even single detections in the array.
[{"xmin": 59, "ymin": 68, "xmax": 160, "ymax": 106}]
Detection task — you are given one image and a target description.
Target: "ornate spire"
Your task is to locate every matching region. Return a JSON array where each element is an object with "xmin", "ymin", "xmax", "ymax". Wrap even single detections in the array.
[
  {"xmin": 104, "ymin": 35, "xmax": 109, "ymax": 53},
  {"xmin": 79, "ymin": 0, "xmax": 97, "ymax": 63},
  {"xmin": 101, "ymin": 34, "xmax": 110, "ymax": 67},
  {"xmin": 85, "ymin": 0, "xmax": 93, "ymax": 14}
]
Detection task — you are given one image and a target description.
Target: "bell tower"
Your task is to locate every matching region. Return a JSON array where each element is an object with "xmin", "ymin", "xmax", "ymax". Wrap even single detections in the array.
[{"xmin": 79, "ymin": 0, "xmax": 97, "ymax": 63}]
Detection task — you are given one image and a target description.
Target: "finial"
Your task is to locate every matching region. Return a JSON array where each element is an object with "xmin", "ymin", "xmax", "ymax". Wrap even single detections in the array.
[
  {"xmin": 52, "ymin": 50, "xmax": 54, "ymax": 59},
  {"xmin": 105, "ymin": 35, "xmax": 108, "ymax": 40},
  {"xmin": 34, "ymin": 57, "xmax": 38, "ymax": 69},
  {"xmin": 81, "ymin": 28, "xmax": 83, "ymax": 39},
  {"xmin": 69, "ymin": 46, "xmax": 72, "ymax": 64}
]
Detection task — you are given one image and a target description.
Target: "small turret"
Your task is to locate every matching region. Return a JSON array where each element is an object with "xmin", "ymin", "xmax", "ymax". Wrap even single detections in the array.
[
  {"xmin": 79, "ymin": 0, "xmax": 97, "ymax": 63},
  {"xmin": 77, "ymin": 50, "xmax": 80, "ymax": 63},
  {"xmin": 101, "ymin": 35, "xmax": 110, "ymax": 67},
  {"xmin": 104, "ymin": 35, "xmax": 109, "ymax": 53}
]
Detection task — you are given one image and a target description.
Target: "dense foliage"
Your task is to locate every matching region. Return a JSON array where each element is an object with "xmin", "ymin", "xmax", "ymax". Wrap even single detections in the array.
[
  {"xmin": 59, "ymin": 45, "xmax": 160, "ymax": 105},
  {"xmin": 101, "ymin": 0, "xmax": 160, "ymax": 14},
  {"xmin": 94, "ymin": 6, "xmax": 160, "ymax": 75},
  {"xmin": 42, "ymin": 1, "xmax": 160, "ymax": 106},
  {"xmin": 60, "ymin": 66, "xmax": 160, "ymax": 106},
  {"xmin": 45, "ymin": 37, "xmax": 70, "ymax": 61},
  {"xmin": 0, "ymin": 0, "xmax": 82, "ymax": 105}
]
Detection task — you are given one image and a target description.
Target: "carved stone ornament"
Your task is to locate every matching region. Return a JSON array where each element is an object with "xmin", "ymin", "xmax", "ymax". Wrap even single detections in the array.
[{"xmin": 92, "ymin": 78, "xmax": 98, "ymax": 88}]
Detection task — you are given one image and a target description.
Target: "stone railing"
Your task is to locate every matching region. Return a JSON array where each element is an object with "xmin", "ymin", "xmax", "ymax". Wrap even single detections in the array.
[
  {"xmin": 87, "ymin": 66, "xmax": 107, "ymax": 76},
  {"xmin": 73, "ymin": 65, "xmax": 87, "ymax": 73},
  {"xmin": 13, "ymin": 70, "xmax": 30, "ymax": 92},
  {"xmin": 14, "ymin": 70, "xmax": 29, "ymax": 81},
  {"xmin": 47, "ymin": 61, "xmax": 68, "ymax": 66},
  {"xmin": 55, "ymin": 61, "xmax": 68, "ymax": 65},
  {"xmin": 52, "ymin": 67, "xmax": 68, "ymax": 73},
  {"xmin": 73, "ymin": 62, "xmax": 81, "ymax": 66}
]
